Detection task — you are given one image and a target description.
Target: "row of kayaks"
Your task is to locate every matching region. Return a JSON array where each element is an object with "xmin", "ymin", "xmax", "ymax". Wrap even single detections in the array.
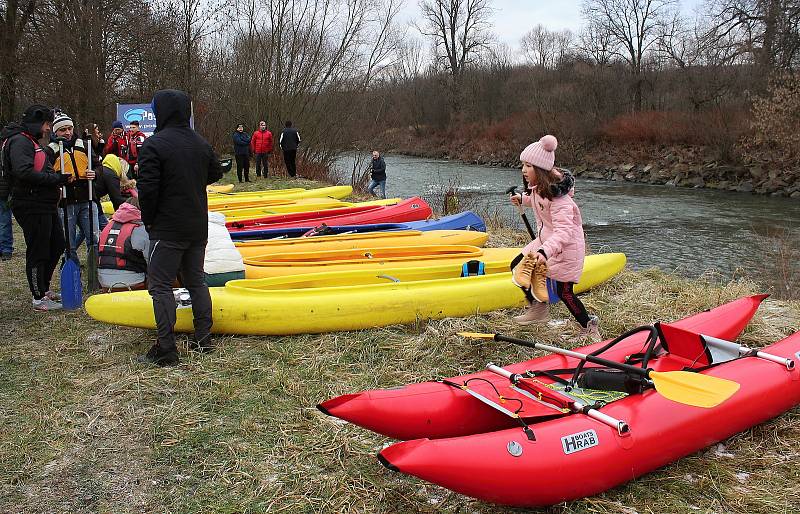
[{"xmin": 87, "ymin": 184, "xmax": 628, "ymax": 334}]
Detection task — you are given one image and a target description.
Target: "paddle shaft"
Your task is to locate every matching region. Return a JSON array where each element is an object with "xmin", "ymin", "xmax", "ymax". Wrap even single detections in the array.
[
  {"xmin": 494, "ymin": 334, "xmax": 650, "ymax": 379},
  {"xmin": 506, "ymin": 186, "xmax": 535, "ymax": 239},
  {"xmin": 86, "ymin": 143, "xmax": 98, "ymax": 291},
  {"xmin": 59, "ymin": 141, "xmax": 71, "ymax": 260}
]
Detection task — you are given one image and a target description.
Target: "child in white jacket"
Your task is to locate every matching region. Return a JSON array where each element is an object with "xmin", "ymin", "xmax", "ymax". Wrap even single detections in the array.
[{"xmin": 205, "ymin": 211, "xmax": 245, "ymax": 286}]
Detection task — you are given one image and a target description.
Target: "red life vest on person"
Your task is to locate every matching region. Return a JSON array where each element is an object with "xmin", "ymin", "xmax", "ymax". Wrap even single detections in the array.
[{"xmin": 98, "ymin": 220, "xmax": 147, "ymax": 272}]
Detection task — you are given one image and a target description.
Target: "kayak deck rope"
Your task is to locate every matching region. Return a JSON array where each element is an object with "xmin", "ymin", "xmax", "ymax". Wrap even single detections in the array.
[{"xmin": 439, "ymin": 378, "xmax": 537, "ymax": 441}]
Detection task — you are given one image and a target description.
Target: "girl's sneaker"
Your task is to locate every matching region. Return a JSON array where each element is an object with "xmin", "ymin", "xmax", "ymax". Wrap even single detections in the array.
[
  {"xmin": 33, "ymin": 298, "xmax": 63, "ymax": 312},
  {"xmin": 45, "ymin": 291, "xmax": 62, "ymax": 301},
  {"xmin": 513, "ymin": 302, "xmax": 549, "ymax": 325},
  {"xmin": 569, "ymin": 316, "xmax": 602, "ymax": 343}
]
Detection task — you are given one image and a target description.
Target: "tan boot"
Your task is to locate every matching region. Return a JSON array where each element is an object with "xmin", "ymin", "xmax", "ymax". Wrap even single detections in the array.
[
  {"xmin": 511, "ymin": 254, "xmax": 536, "ymax": 289},
  {"xmin": 513, "ymin": 302, "xmax": 549, "ymax": 325},
  {"xmin": 568, "ymin": 316, "xmax": 602, "ymax": 343},
  {"xmin": 531, "ymin": 260, "xmax": 549, "ymax": 303}
]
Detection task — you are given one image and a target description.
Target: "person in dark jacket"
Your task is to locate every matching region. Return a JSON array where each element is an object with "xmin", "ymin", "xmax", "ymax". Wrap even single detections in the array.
[
  {"xmin": 367, "ymin": 150, "xmax": 387, "ymax": 199},
  {"xmin": 137, "ymin": 89, "xmax": 223, "ymax": 366},
  {"xmin": 2, "ymin": 105, "xmax": 73, "ymax": 311},
  {"xmin": 232, "ymin": 124, "xmax": 252, "ymax": 183},
  {"xmin": 279, "ymin": 120, "xmax": 301, "ymax": 178}
]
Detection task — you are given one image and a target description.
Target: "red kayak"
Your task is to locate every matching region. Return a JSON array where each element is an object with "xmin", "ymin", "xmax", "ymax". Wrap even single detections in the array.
[
  {"xmin": 319, "ymin": 295, "xmax": 800, "ymax": 507},
  {"xmin": 227, "ymin": 197, "xmax": 431, "ymax": 232}
]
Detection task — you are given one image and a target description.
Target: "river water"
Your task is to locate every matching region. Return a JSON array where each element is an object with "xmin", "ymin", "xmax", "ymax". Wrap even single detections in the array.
[{"xmin": 338, "ymin": 154, "xmax": 800, "ymax": 278}]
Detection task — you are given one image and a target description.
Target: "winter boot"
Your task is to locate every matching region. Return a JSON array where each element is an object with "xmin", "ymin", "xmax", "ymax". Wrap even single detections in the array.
[
  {"xmin": 513, "ymin": 301, "xmax": 549, "ymax": 325},
  {"xmin": 511, "ymin": 254, "xmax": 536, "ymax": 289},
  {"xmin": 531, "ymin": 260, "xmax": 549, "ymax": 303},
  {"xmin": 189, "ymin": 334, "xmax": 215, "ymax": 354},
  {"xmin": 137, "ymin": 343, "xmax": 179, "ymax": 367}
]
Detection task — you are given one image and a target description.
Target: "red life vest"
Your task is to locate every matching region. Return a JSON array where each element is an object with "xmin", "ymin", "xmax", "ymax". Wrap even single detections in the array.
[{"xmin": 98, "ymin": 220, "xmax": 147, "ymax": 272}]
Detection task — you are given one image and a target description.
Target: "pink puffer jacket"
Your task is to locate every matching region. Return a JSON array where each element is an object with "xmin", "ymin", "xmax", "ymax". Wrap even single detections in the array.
[{"xmin": 521, "ymin": 187, "xmax": 585, "ymax": 283}]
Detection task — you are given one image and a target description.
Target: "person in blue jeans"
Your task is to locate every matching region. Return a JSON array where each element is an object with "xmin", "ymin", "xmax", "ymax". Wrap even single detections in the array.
[
  {"xmin": 0, "ymin": 200, "xmax": 13, "ymax": 259},
  {"xmin": 367, "ymin": 150, "xmax": 387, "ymax": 199}
]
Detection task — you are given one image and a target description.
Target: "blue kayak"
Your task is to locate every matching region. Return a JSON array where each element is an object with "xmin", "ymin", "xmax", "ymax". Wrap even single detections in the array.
[{"xmin": 229, "ymin": 211, "xmax": 486, "ymax": 240}]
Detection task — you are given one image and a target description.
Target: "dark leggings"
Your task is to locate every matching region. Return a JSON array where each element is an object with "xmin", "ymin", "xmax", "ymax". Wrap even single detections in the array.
[
  {"xmin": 511, "ymin": 253, "xmax": 591, "ymax": 328},
  {"xmin": 235, "ymin": 154, "xmax": 250, "ymax": 182},
  {"xmin": 13, "ymin": 209, "xmax": 65, "ymax": 300}
]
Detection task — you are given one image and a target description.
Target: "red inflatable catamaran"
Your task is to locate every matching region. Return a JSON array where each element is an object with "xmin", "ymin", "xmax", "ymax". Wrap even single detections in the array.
[{"xmin": 319, "ymin": 295, "xmax": 800, "ymax": 507}]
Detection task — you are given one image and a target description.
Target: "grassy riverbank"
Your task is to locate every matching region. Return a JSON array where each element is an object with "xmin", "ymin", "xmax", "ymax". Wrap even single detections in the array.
[{"xmin": 1, "ymin": 177, "xmax": 799, "ymax": 512}]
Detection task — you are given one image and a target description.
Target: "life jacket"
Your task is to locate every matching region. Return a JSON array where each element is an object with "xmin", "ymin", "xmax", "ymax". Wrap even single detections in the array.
[
  {"xmin": 98, "ymin": 220, "xmax": 147, "ymax": 272},
  {"xmin": 1, "ymin": 132, "xmax": 47, "ymax": 201},
  {"xmin": 49, "ymin": 138, "xmax": 89, "ymax": 179}
]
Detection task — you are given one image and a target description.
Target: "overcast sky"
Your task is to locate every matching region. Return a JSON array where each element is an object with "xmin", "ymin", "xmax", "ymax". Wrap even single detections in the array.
[{"xmin": 398, "ymin": 0, "xmax": 705, "ymax": 49}]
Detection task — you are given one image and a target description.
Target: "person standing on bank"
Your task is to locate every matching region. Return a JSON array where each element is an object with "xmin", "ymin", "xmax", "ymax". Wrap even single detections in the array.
[
  {"xmin": 367, "ymin": 150, "xmax": 387, "ymax": 199},
  {"xmin": 137, "ymin": 89, "xmax": 223, "ymax": 366},
  {"xmin": 232, "ymin": 124, "xmax": 252, "ymax": 183},
  {"xmin": 279, "ymin": 120, "xmax": 301, "ymax": 178},
  {"xmin": 2, "ymin": 105, "xmax": 73, "ymax": 311},
  {"xmin": 47, "ymin": 112, "xmax": 98, "ymax": 262},
  {"xmin": 508, "ymin": 134, "xmax": 601, "ymax": 343},
  {"xmin": 250, "ymin": 120, "xmax": 273, "ymax": 178}
]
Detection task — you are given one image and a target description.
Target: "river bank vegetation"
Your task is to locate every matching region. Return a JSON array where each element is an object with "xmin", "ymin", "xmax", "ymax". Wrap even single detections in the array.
[
  {"xmin": 3, "ymin": 1, "xmax": 798, "ymax": 195},
  {"xmin": 1, "ymin": 177, "xmax": 799, "ymax": 511}
]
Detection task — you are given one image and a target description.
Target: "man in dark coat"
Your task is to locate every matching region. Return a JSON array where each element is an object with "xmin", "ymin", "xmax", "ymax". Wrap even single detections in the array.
[
  {"xmin": 279, "ymin": 120, "xmax": 301, "ymax": 178},
  {"xmin": 137, "ymin": 89, "xmax": 223, "ymax": 366},
  {"xmin": 2, "ymin": 105, "xmax": 73, "ymax": 311}
]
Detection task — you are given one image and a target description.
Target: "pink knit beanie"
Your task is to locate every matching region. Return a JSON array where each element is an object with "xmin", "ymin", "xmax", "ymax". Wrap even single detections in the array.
[{"xmin": 520, "ymin": 135, "xmax": 558, "ymax": 170}]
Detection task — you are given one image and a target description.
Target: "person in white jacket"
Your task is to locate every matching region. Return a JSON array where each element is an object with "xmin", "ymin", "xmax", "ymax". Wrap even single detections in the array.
[{"xmin": 205, "ymin": 211, "xmax": 245, "ymax": 286}]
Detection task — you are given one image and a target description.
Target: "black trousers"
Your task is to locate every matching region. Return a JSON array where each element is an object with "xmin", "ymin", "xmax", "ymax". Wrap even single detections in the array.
[
  {"xmin": 510, "ymin": 253, "xmax": 591, "ymax": 327},
  {"xmin": 235, "ymin": 154, "xmax": 250, "ymax": 182},
  {"xmin": 283, "ymin": 150, "xmax": 297, "ymax": 177},
  {"xmin": 13, "ymin": 209, "xmax": 65, "ymax": 299},
  {"xmin": 147, "ymin": 239, "xmax": 212, "ymax": 351},
  {"xmin": 255, "ymin": 153, "xmax": 269, "ymax": 177}
]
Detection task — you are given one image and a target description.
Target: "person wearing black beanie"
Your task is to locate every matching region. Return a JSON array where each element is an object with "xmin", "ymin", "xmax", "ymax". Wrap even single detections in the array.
[{"xmin": 1, "ymin": 104, "xmax": 73, "ymax": 311}]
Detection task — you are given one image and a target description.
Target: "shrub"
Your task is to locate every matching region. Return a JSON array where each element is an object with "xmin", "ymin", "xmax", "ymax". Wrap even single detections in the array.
[{"xmin": 749, "ymin": 72, "xmax": 800, "ymax": 162}]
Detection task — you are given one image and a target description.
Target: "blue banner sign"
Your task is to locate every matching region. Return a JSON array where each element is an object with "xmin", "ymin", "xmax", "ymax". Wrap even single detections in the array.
[
  {"xmin": 116, "ymin": 103, "xmax": 157, "ymax": 135},
  {"xmin": 115, "ymin": 102, "xmax": 194, "ymax": 136}
]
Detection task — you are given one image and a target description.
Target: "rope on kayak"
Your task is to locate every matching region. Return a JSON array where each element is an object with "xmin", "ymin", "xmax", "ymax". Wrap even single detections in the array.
[{"xmin": 439, "ymin": 378, "xmax": 537, "ymax": 441}]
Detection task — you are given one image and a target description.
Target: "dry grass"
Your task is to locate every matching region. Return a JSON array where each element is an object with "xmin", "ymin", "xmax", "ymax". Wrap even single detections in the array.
[{"xmin": 1, "ymin": 177, "xmax": 799, "ymax": 513}]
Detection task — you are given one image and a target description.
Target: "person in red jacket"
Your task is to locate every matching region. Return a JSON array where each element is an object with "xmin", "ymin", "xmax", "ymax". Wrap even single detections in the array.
[
  {"xmin": 104, "ymin": 121, "xmax": 129, "ymax": 162},
  {"xmin": 125, "ymin": 121, "xmax": 147, "ymax": 177},
  {"xmin": 250, "ymin": 120, "xmax": 273, "ymax": 178}
]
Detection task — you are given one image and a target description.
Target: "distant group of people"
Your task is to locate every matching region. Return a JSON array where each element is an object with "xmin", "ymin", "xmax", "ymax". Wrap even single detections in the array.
[
  {"xmin": 231, "ymin": 120, "xmax": 301, "ymax": 182},
  {"xmin": 0, "ymin": 90, "xmax": 235, "ymax": 365}
]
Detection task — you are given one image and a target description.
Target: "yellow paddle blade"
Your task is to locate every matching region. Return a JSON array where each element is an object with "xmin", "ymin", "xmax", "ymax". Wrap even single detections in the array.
[
  {"xmin": 649, "ymin": 371, "xmax": 740, "ymax": 408},
  {"xmin": 458, "ymin": 332, "xmax": 496, "ymax": 339}
]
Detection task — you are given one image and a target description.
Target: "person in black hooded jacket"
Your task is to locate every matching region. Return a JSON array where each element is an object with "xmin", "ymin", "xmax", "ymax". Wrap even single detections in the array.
[
  {"xmin": 136, "ymin": 89, "xmax": 223, "ymax": 366},
  {"xmin": 2, "ymin": 105, "xmax": 73, "ymax": 311}
]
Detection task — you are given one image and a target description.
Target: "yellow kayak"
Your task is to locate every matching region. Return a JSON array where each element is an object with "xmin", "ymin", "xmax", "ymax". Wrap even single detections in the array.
[
  {"xmin": 207, "ymin": 184, "xmax": 234, "ymax": 193},
  {"xmin": 84, "ymin": 253, "xmax": 627, "ymax": 335},
  {"xmin": 243, "ymin": 245, "xmax": 521, "ymax": 278},
  {"xmin": 220, "ymin": 198, "xmax": 401, "ymax": 221},
  {"xmin": 103, "ymin": 184, "xmax": 355, "ymax": 215},
  {"xmin": 235, "ymin": 230, "xmax": 490, "ymax": 258},
  {"xmin": 207, "ymin": 185, "xmax": 352, "ymax": 203}
]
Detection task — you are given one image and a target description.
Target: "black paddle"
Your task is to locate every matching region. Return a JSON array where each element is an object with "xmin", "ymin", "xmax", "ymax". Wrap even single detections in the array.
[
  {"xmin": 506, "ymin": 185, "xmax": 535, "ymax": 239},
  {"xmin": 86, "ymin": 143, "xmax": 99, "ymax": 292}
]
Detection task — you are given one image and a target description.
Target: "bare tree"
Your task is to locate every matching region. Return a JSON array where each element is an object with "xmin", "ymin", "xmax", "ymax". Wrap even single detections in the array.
[
  {"xmin": 701, "ymin": 0, "xmax": 800, "ymax": 71},
  {"xmin": 0, "ymin": 0, "xmax": 36, "ymax": 123},
  {"xmin": 521, "ymin": 25, "xmax": 574, "ymax": 68},
  {"xmin": 417, "ymin": 0, "xmax": 494, "ymax": 115},
  {"xmin": 582, "ymin": 0, "xmax": 678, "ymax": 110}
]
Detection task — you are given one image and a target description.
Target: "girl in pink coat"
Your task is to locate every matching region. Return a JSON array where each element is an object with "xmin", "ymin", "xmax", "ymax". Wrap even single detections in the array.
[{"xmin": 509, "ymin": 135, "xmax": 601, "ymax": 342}]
